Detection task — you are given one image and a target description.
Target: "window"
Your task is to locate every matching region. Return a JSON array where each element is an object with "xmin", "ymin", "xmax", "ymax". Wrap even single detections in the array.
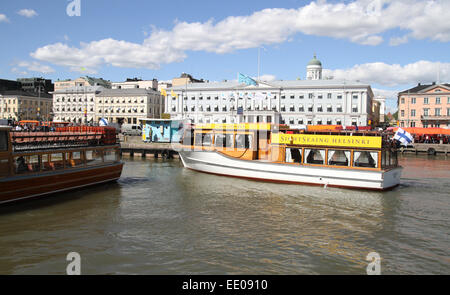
[
  {"xmin": 308, "ymin": 93, "xmax": 313, "ymax": 99},
  {"xmin": 327, "ymin": 106, "xmax": 332, "ymax": 112},
  {"xmin": 0, "ymin": 131, "xmax": 8, "ymax": 151},
  {"xmin": 410, "ymin": 122, "xmax": 415, "ymax": 127},
  {"xmin": 65, "ymin": 152, "xmax": 84, "ymax": 168},
  {"xmin": 353, "ymin": 95, "xmax": 358, "ymax": 99},
  {"xmin": 290, "ymin": 106, "xmax": 295, "ymax": 112},
  {"xmin": 401, "ymin": 97, "xmax": 405, "ymax": 104},
  {"xmin": 411, "ymin": 109, "xmax": 416, "ymax": 117},
  {"xmin": 281, "ymin": 95, "xmax": 286, "ymax": 99},
  {"xmin": 304, "ymin": 149, "xmax": 325, "ymax": 165},
  {"xmin": 194, "ymin": 133, "xmax": 212, "ymax": 146},
  {"xmin": 424, "ymin": 108, "xmax": 429, "ymax": 116},
  {"xmin": 104, "ymin": 149, "xmax": 119, "ymax": 163},
  {"xmin": 327, "ymin": 119, "xmax": 332, "ymax": 125},
  {"xmin": 424, "ymin": 97, "xmax": 429, "ymax": 104},
  {"xmin": 435, "ymin": 108, "xmax": 441, "ymax": 116},
  {"xmin": 336, "ymin": 120, "xmax": 342, "ymax": 125},
  {"xmin": 337, "ymin": 95, "xmax": 342, "ymax": 99},
  {"xmin": 285, "ymin": 148, "xmax": 302, "ymax": 163},
  {"xmin": 337, "ymin": 106, "xmax": 342, "ymax": 112},
  {"xmin": 401, "ymin": 110, "xmax": 405, "ymax": 117},
  {"xmin": 327, "ymin": 93, "xmax": 332, "ymax": 99},
  {"xmin": 299, "ymin": 105, "xmax": 304, "ymax": 112},
  {"xmin": 352, "ymin": 106, "xmax": 358, "ymax": 113},
  {"xmin": 214, "ymin": 133, "xmax": 233, "ymax": 148},
  {"xmin": 353, "ymin": 151, "xmax": 378, "ymax": 168},
  {"xmin": 308, "ymin": 105, "xmax": 313, "ymax": 112},
  {"xmin": 317, "ymin": 106, "xmax": 323, "ymax": 112},
  {"xmin": 318, "ymin": 94, "xmax": 323, "ymax": 99},
  {"xmin": 411, "ymin": 97, "xmax": 416, "ymax": 104},
  {"xmin": 328, "ymin": 150, "xmax": 350, "ymax": 166},
  {"xmin": 235, "ymin": 134, "xmax": 252, "ymax": 149},
  {"xmin": 447, "ymin": 108, "xmax": 450, "ymax": 116}
]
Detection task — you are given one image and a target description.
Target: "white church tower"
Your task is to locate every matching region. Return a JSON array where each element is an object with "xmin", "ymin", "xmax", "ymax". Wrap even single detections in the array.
[{"xmin": 306, "ymin": 54, "xmax": 322, "ymax": 80}]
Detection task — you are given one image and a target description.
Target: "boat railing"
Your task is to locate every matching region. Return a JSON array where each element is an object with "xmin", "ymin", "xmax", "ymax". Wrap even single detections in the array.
[{"xmin": 11, "ymin": 131, "xmax": 119, "ymax": 152}]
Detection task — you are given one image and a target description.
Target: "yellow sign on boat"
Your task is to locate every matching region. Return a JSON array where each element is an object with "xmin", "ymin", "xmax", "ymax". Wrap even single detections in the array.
[
  {"xmin": 195, "ymin": 123, "xmax": 272, "ymax": 131},
  {"xmin": 271, "ymin": 133, "xmax": 382, "ymax": 149}
]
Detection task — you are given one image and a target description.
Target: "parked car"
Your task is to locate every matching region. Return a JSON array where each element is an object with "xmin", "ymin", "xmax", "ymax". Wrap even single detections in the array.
[{"xmin": 121, "ymin": 124, "xmax": 142, "ymax": 136}]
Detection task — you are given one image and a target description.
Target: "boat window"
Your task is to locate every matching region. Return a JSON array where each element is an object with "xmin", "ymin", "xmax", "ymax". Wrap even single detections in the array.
[
  {"xmin": 86, "ymin": 150, "xmax": 103, "ymax": 166},
  {"xmin": 104, "ymin": 148, "xmax": 119, "ymax": 163},
  {"xmin": 304, "ymin": 149, "xmax": 325, "ymax": 165},
  {"xmin": 0, "ymin": 131, "xmax": 8, "ymax": 151},
  {"xmin": 328, "ymin": 150, "xmax": 350, "ymax": 166},
  {"xmin": 235, "ymin": 134, "xmax": 252, "ymax": 149},
  {"xmin": 285, "ymin": 148, "xmax": 302, "ymax": 163},
  {"xmin": 353, "ymin": 151, "xmax": 378, "ymax": 168},
  {"xmin": 66, "ymin": 152, "xmax": 84, "ymax": 168},
  {"xmin": 14, "ymin": 155, "xmax": 40, "ymax": 174},
  {"xmin": 214, "ymin": 133, "xmax": 233, "ymax": 148},
  {"xmin": 194, "ymin": 133, "xmax": 213, "ymax": 146}
]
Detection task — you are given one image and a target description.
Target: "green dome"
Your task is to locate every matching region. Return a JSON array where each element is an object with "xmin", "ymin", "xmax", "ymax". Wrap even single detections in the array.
[{"xmin": 307, "ymin": 54, "xmax": 322, "ymax": 66}]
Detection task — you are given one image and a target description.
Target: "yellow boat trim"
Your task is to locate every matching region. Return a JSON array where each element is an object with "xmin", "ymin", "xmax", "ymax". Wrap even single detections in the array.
[{"xmin": 271, "ymin": 133, "xmax": 382, "ymax": 149}]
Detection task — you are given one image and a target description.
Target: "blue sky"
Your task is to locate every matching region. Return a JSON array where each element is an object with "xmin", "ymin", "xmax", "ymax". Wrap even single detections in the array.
[{"xmin": 1, "ymin": 0, "xmax": 449, "ymax": 112}]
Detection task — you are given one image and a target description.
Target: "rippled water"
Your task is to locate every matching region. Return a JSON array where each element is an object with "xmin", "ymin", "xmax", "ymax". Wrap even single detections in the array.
[{"xmin": 0, "ymin": 154, "xmax": 449, "ymax": 274}]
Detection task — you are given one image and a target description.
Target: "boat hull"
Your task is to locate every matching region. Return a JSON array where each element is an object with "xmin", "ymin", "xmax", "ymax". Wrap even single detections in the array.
[
  {"xmin": 0, "ymin": 162, "xmax": 123, "ymax": 204},
  {"xmin": 179, "ymin": 150, "xmax": 402, "ymax": 191}
]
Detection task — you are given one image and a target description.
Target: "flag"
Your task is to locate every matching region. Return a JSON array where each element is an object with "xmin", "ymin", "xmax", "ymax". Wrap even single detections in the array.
[
  {"xmin": 171, "ymin": 90, "xmax": 178, "ymax": 98},
  {"xmin": 394, "ymin": 128, "xmax": 413, "ymax": 146},
  {"xmin": 161, "ymin": 88, "xmax": 167, "ymax": 97},
  {"xmin": 238, "ymin": 73, "xmax": 257, "ymax": 86}
]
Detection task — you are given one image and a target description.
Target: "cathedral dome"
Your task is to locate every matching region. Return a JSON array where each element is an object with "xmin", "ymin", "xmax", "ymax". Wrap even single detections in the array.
[{"xmin": 307, "ymin": 54, "xmax": 322, "ymax": 66}]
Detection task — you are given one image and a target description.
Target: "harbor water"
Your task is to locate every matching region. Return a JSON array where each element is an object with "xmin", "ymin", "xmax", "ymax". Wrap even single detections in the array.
[{"xmin": 0, "ymin": 154, "xmax": 449, "ymax": 274}]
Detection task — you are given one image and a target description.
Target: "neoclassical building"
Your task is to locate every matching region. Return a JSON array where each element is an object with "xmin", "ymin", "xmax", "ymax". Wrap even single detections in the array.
[
  {"xmin": 52, "ymin": 86, "xmax": 101, "ymax": 124},
  {"xmin": 165, "ymin": 55, "xmax": 375, "ymax": 126}
]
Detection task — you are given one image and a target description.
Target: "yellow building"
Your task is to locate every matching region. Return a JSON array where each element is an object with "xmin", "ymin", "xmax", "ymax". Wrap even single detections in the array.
[{"xmin": 0, "ymin": 91, "xmax": 52, "ymax": 121}]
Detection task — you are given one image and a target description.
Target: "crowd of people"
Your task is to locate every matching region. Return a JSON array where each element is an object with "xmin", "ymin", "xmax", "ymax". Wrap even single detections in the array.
[{"xmin": 414, "ymin": 135, "xmax": 450, "ymax": 144}]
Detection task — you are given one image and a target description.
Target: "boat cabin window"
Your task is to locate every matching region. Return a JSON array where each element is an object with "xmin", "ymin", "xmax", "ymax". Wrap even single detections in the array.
[
  {"xmin": 235, "ymin": 134, "xmax": 252, "ymax": 149},
  {"xmin": 194, "ymin": 133, "xmax": 213, "ymax": 147},
  {"xmin": 66, "ymin": 152, "xmax": 84, "ymax": 168},
  {"xmin": 86, "ymin": 150, "xmax": 103, "ymax": 166},
  {"xmin": 104, "ymin": 148, "xmax": 119, "ymax": 163},
  {"xmin": 14, "ymin": 155, "xmax": 40, "ymax": 174},
  {"xmin": 0, "ymin": 131, "xmax": 8, "ymax": 151},
  {"xmin": 328, "ymin": 150, "xmax": 350, "ymax": 167},
  {"xmin": 304, "ymin": 149, "xmax": 325, "ymax": 165},
  {"xmin": 285, "ymin": 148, "xmax": 302, "ymax": 163},
  {"xmin": 381, "ymin": 149, "xmax": 398, "ymax": 168},
  {"xmin": 214, "ymin": 133, "xmax": 233, "ymax": 148},
  {"xmin": 353, "ymin": 151, "xmax": 378, "ymax": 168}
]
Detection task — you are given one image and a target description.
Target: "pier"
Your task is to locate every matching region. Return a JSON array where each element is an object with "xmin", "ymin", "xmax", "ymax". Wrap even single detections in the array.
[
  {"xmin": 119, "ymin": 135, "xmax": 179, "ymax": 159},
  {"xmin": 399, "ymin": 143, "xmax": 450, "ymax": 156}
]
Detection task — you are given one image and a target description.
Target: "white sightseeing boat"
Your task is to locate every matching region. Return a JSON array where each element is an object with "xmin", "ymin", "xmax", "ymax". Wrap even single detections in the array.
[{"xmin": 178, "ymin": 123, "xmax": 402, "ymax": 191}]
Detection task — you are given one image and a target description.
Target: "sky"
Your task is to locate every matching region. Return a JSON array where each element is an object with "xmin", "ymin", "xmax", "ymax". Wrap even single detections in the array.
[{"xmin": 1, "ymin": 0, "xmax": 449, "ymax": 113}]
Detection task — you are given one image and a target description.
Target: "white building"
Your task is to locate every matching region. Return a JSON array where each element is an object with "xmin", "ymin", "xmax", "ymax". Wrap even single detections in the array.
[
  {"xmin": 373, "ymin": 95, "xmax": 386, "ymax": 123},
  {"xmin": 52, "ymin": 86, "xmax": 101, "ymax": 124},
  {"xmin": 165, "ymin": 56, "xmax": 374, "ymax": 126},
  {"xmin": 306, "ymin": 54, "xmax": 322, "ymax": 80},
  {"xmin": 96, "ymin": 88, "xmax": 163, "ymax": 124}
]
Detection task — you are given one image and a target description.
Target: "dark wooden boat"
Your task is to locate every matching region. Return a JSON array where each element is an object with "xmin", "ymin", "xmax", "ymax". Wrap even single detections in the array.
[{"xmin": 0, "ymin": 126, "xmax": 123, "ymax": 204}]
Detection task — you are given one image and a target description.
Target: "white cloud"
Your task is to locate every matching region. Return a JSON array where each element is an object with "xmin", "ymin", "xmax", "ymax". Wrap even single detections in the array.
[
  {"xmin": 323, "ymin": 61, "xmax": 450, "ymax": 87},
  {"xmin": 0, "ymin": 13, "xmax": 9, "ymax": 23},
  {"xmin": 14, "ymin": 61, "xmax": 55, "ymax": 74},
  {"xmin": 17, "ymin": 9, "xmax": 38, "ymax": 18},
  {"xmin": 389, "ymin": 35, "xmax": 409, "ymax": 46},
  {"xmin": 30, "ymin": 0, "xmax": 450, "ymax": 72}
]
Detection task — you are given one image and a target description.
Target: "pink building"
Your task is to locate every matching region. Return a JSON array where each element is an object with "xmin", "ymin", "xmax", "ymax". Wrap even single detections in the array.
[{"xmin": 398, "ymin": 83, "xmax": 450, "ymax": 128}]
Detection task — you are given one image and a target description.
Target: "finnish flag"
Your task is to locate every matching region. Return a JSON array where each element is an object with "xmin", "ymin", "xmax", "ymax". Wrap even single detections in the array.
[{"xmin": 394, "ymin": 128, "xmax": 413, "ymax": 146}]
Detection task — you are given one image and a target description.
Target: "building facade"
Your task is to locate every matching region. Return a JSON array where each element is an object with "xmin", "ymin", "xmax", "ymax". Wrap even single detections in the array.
[
  {"xmin": 166, "ymin": 79, "xmax": 374, "ymax": 126},
  {"xmin": 95, "ymin": 88, "xmax": 164, "ymax": 124},
  {"xmin": 165, "ymin": 55, "xmax": 374, "ymax": 126},
  {"xmin": 54, "ymin": 76, "xmax": 111, "ymax": 91},
  {"xmin": 0, "ymin": 91, "xmax": 52, "ymax": 121},
  {"xmin": 17, "ymin": 77, "xmax": 54, "ymax": 94},
  {"xmin": 52, "ymin": 86, "xmax": 102, "ymax": 124},
  {"xmin": 111, "ymin": 78, "xmax": 158, "ymax": 90},
  {"xmin": 398, "ymin": 83, "xmax": 450, "ymax": 128}
]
